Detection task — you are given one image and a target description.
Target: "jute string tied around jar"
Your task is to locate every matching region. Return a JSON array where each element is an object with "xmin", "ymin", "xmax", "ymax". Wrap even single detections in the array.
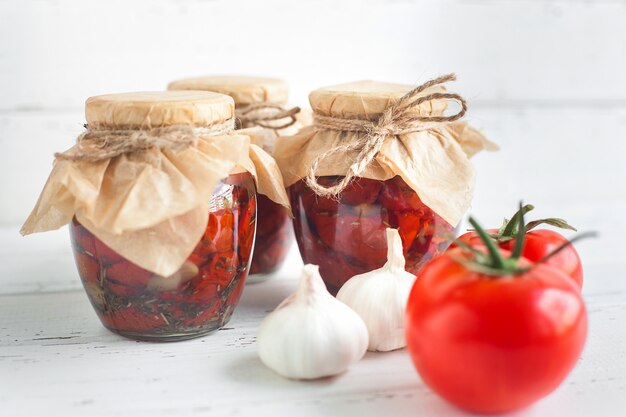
[
  {"xmin": 235, "ymin": 103, "xmax": 301, "ymax": 130},
  {"xmin": 55, "ymin": 119, "xmax": 236, "ymax": 162},
  {"xmin": 306, "ymin": 73, "xmax": 467, "ymax": 197}
]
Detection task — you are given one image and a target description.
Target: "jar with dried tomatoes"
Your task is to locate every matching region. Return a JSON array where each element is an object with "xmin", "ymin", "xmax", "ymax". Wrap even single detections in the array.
[
  {"xmin": 169, "ymin": 76, "xmax": 310, "ymax": 282},
  {"xmin": 22, "ymin": 91, "xmax": 290, "ymax": 340},
  {"xmin": 275, "ymin": 75, "xmax": 494, "ymax": 295}
]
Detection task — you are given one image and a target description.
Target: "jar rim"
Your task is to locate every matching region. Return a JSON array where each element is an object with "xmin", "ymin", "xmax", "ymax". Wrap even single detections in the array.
[
  {"xmin": 85, "ymin": 90, "xmax": 235, "ymax": 129},
  {"xmin": 168, "ymin": 75, "xmax": 289, "ymax": 106},
  {"xmin": 308, "ymin": 80, "xmax": 447, "ymax": 120}
]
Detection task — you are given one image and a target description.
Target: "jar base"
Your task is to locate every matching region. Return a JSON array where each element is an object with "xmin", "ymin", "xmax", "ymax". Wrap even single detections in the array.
[
  {"xmin": 104, "ymin": 326, "xmax": 219, "ymax": 342},
  {"xmin": 102, "ymin": 316, "xmax": 232, "ymax": 342}
]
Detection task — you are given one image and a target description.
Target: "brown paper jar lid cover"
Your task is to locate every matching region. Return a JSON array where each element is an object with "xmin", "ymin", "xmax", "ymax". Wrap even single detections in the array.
[
  {"xmin": 85, "ymin": 91, "xmax": 234, "ymax": 129},
  {"xmin": 309, "ymin": 80, "xmax": 448, "ymax": 120},
  {"xmin": 168, "ymin": 76, "xmax": 289, "ymax": 106}
]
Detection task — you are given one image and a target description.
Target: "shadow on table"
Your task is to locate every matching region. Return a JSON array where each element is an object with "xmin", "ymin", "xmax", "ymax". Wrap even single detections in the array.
[
  {"xmin": 223, "ymin": 352, "xmax": 471, "ymax": 417},
  {"xmin": 225, "ymin": 353, "xmax": 342, "ymax": 387}
]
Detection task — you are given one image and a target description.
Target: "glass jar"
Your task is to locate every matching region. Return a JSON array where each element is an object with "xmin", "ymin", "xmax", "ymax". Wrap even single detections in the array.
[
  {"xmin": 168, "ymin": 76, "xmax": 307, "ymax": 282},
  {"xmin": 275, "ymin": 78, "xmax": 490, "ymax": 295},
  {"xmin": 69, "ymin": 172, "xmax": 257, "ymax": 341},
  {"xmin": 23, "ymin": 90, "xmax": 289, "ymax": 342},
  {"xmin": 289, "ymin": 175, "xmax": 456, "ymax": 295}
]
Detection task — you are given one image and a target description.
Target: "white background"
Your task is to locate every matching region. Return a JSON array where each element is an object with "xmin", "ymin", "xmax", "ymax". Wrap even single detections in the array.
[
  {"xmin": 0, "ymin": 0, "xmax": 626, "ymax": 230},
  {"xmin": 2, "ymin": 0, "xmax": 625, "ymax": 271},
  {"xmin": 1, "ymin": 1, "xmax": 626, "ymax": 416},
  {"xmin": 1, "ymin": 0, "xmax": 625, "ymax": 240}
]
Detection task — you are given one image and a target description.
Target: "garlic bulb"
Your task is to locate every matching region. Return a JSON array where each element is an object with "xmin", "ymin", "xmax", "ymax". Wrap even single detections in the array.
[
  {"xmin": 147, "ymin": 261, "xmax": 199, "ymax": 292},
  {"xmin": 257, "ymin": 264, "xmax": 368, "ymax": 380},
  {"xmin": 337, "ymin": 228, "xmax": 416, "ymax": 352}
]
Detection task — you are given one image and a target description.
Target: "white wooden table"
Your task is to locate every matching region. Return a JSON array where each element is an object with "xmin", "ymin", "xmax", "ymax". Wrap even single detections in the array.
[
  {"xmin": 3, "ymin": 87, "xmax": 626, "ymax": 417},
  {"xmin": 1, "ymin": 221, "xmax": 625, "ymax": 417}
]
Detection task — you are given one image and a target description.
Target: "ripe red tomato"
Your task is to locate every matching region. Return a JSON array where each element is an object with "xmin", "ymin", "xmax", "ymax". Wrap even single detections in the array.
[
  {"xmin": 455, "ymin": 229, "xmax": 583, "ymax": 289},
  {"xmin": 405, "ymin": 247, "xmax": 587, "ymax": 413}
]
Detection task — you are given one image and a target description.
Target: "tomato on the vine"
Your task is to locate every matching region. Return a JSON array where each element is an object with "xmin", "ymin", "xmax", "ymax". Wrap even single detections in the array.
[
  {"xmin": 406, "ymin": 211, "xmax": 588, "ymax": 413},
  {"xmin": 453, "ymin": 204, "xmax": 583, "ymax": 289}
]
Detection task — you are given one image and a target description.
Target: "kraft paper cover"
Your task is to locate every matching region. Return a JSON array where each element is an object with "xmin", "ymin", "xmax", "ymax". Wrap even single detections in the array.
[
  {"xmin": 167, "ymin": 75, "xmax": 312, "ymax": 149},
  {"xmin": 274, "ymin": 80, "xmax": 496, "ymax": 226},
  {"xmin": 21, "ymin": 131, "xmax": 290, "ymax": 277}
]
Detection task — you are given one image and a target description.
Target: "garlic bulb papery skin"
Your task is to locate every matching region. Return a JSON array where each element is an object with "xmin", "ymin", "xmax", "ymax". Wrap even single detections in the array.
[
  {"xmin": 337, "ymin": 228, "xmax": 416, "ymax": 352},
  {"xmin": 257, "ymin": 264, "xmax": 369, "ymax": 380}
]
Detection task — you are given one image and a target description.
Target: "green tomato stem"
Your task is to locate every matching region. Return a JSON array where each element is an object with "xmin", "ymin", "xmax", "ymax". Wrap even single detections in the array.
[
  {"xmin": 526, "ymin": 218, "xmax": 578, "ymax": 232},
  {"xmin": 511, "ymin": 202, "xmax": 527, "ymax": 260},
  {"xmin": 501, "ymin": 204, "xmax": 535, "ymax": 237},
  {"xmin": 468, "ymin": 216, "xmax": 506, "ymax": 269},
  {"xmin": 455, "ymin": 204, "xmax": 593, "ymax": 278}
]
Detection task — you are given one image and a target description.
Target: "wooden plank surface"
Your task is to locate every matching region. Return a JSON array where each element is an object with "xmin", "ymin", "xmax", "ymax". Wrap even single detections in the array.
[{"xmin": 1, "ymin": 245, "xmax": 625, "ymax": 417}]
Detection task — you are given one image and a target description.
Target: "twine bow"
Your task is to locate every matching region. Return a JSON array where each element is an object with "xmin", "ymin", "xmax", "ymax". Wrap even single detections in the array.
[
  {"xmin": 235, "ymin": 103, "xmax": 301, "ymax": 130},
  {"xmin": 54, "ymin": 119, "xmax": 235, "ymax": 162},
  {"xmin": 305, "ymin": 73, "xmax": 467, "ymax": 197}
]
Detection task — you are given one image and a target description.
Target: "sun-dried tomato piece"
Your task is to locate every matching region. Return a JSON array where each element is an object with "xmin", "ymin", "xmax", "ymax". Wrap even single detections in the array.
[
  {"xmin": 339, "ymin": 177, "xmax": 383, "ymax": 206},
  {"xmin": 238, "ymin": 202, "xmax": 257, "ymax": 266},
  {"xmin": 93, "ymin": 238, "xmax": 127, "ymax": 265},
  {"xmin": 379, "ymin": 176, "xmax": 427, "ymax": 211},
  {"xmin": 312, "ymin": 210, "xmax": 387, "ymax": 265},
  {"xmin": 101, "ymin": 305, "xmax": 169, "ymax": 333},
  {"xmin": 106, "ymin": 259, "xmax": 151, "ymax": 282},
  {"xmin": 215, "ymin": 212, "xmax": 235, "ymax": 253},
  {"xmin": 181, "ymin": 301, "xmax": 221, "ymax": 328},
  {"xmin": 204, "ymin": 253, "xmax": 239, "ymax": 288},
  {"xmin": 225, "ymin": 271, "xmax": 247, "ymax": 307},
  {"xmin": 105, "ymin": 280, "xmax": 138, "ymax": 298},
  {"xmin": 193, "ymin": 216, "xmax": 219, "ymax": 257},
  {"xmin": 249, "ymin": 194, "xmax": 291, "ymax": 275},
  {"xmin": 72, "ymin": 250, "xmax": 100, "ymax": 285},
  {"xmin": 394, "ymin": 211, "xmax": 423, "ymax": 249},
  {"xmin": 69, "ymin": 172, "xmax": 257, "ymax": 340},
  {"xmin": 298, "ymin": 179, "xmax": 340, "ymax": 213},
  {"xmin": 237, "ymin": 189, "xmax": 257, "ymax": 231},
  {"xmin": 289, "ymin": 175, "xmax": 456, "ymax": 294},
  {"xmin": 70, "ymin": 218, "xmax": 97, "ymax": 256},
  {"xmin": 308, "ymin": 246, "xmax": 370, "ymax": 295}
]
